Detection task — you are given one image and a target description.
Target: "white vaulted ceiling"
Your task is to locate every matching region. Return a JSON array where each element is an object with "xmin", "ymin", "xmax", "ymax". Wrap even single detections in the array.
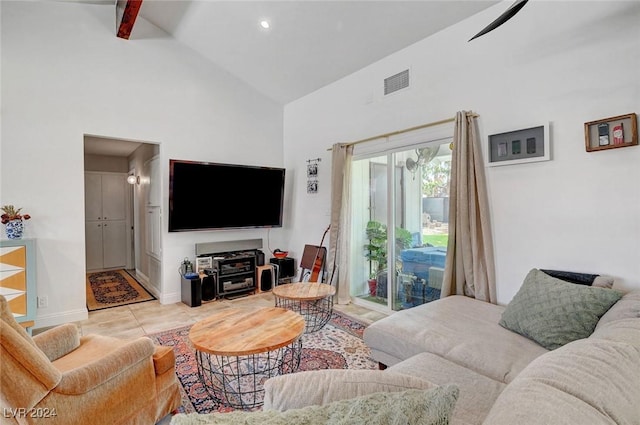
[{"xmin": 137, "ymin": 1, "xmax": 500, "ymax": 105}]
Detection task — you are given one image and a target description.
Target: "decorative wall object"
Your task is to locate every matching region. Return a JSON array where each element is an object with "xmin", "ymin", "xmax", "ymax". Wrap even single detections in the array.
[
  {"xmin": 306, "ymin": 158, "xmax": 320, "ymax": 194},
  {"xmin": 487, "ymin": 124, "xmax": 550, "ymax": 166},
  {"xmin": 584, "ymin": 113, "xmax": 637, "ymax": 152}
]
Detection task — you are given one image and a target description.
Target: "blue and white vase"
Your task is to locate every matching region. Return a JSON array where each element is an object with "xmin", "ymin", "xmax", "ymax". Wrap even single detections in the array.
[{"xmin": 5, "ymin": 219, "xmax": 24, "ymax": 239}]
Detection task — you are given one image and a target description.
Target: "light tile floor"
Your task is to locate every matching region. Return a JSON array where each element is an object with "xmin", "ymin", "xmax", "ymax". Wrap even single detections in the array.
[
  {"xmin": 36, "ymin": 290, "xmax": 388, "ymax": 424},
  {"xmin": 70, "ymin": 291, "xmax": 388, "ymax": 339}
]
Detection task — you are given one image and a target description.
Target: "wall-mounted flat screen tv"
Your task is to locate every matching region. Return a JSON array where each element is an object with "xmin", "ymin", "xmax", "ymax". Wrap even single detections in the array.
[{"xmin": 169, "ymin": 159, "xmax": 285, "ymax": 232}]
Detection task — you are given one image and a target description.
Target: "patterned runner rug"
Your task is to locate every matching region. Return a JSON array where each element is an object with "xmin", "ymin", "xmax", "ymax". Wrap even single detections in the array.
[
  {"xmin": 86, "ymin": 269, "xmax": 155, "ymax": 311},
  {"xmin": 148, "ymin": 311, "xmax": 377, "ymax": 414}
]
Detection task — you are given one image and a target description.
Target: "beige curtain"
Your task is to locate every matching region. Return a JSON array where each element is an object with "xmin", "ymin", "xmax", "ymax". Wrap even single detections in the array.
[
  {"xmin": 441, "ymin": 111, "xmax": 496, "ymax": 303},
  {"xmin": 327, "ymin": 143, "xmax": 353, "ymax": 304}
]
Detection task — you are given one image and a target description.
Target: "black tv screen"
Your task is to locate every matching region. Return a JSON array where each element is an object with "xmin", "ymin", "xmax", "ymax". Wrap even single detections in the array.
[{"xmin": 169, "ymin": 159, "xmax": 285, "ymax": 232}]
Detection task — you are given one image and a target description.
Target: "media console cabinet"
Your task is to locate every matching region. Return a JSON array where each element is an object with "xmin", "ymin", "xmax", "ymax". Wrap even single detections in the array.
[{"xmin": 180, "ymin": 239, "xmax": 295, "ymax": 307}]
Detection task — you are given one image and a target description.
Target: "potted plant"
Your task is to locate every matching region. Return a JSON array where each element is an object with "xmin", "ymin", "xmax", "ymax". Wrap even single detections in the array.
[
  {"xmin": 367, "ymin": 275, "xmax": 378, "ymax": 297},
  {"xmin": 1, "ymin": 205, "xmax": 31, "ymax": 240},
  {"xmin": 394, "ymin": 227, "xmax": 413, "ymax": 253},
  {"xmin": 364, "ymin": 221, "xmax": 414, "ymax": 298},
  {"xmin": 364, "ymin": 221, "xmax": 387, "ymax": 296}
]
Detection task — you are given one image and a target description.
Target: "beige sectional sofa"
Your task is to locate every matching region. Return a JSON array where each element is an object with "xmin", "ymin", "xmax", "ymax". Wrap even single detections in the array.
[
  {"xmin": 362, "ymin": 288, "xmax": 640, "ymax": 424},
  {"xmin": 260, "ymin": 273, "xmax": 640, "ymax": 425}
]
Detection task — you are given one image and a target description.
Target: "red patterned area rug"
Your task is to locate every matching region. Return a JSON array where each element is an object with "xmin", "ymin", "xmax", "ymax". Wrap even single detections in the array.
[
  {"xmin": 86, "ymin": 269, "xmax": 155, "ymax": 311},
  {"xmin": 148, "ymin": 311, "xmax": 376, "ymax": 414}
]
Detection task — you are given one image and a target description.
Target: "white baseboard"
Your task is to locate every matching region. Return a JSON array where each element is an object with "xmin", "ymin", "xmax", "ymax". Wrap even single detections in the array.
[
  {"xmin": 135, "ymin": 269, "xmax": 150, "ymax": 283},
  {"xmin": 133, "ymin": 269, "xmax": 162, "ymax": 299},
  {"xmin": 160, "ymin": 291, "xmax": 181, "ymax": 304},
  {"xmin": 34, "ymin": 308, "xmax": 88, "ymax": 330}
]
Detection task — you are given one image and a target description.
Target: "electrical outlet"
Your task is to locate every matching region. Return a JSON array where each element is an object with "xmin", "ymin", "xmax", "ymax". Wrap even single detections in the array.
[{"xmin": 37, "ymin": 296, "xmax": 48, "ymax": 308}]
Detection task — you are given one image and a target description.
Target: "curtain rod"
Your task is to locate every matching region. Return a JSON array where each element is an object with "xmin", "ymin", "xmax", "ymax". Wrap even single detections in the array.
[{"xmin": 327, "ymin": 113, "xmax": 479, "ymax": 151}]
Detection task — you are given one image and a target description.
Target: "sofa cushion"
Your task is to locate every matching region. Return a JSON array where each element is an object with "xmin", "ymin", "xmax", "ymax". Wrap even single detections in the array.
[
  {"xmin": 363, "ymin": 295, "xmax": 547, "ymax": 383},
  {"xmin": 172, "ymin": 385, "xmax": 460, "ymax": 425},
  {"xmin": 388, "ymin": 352, "xmax": 506, "ymax": 425},
  {"xmin": 499, "ymin": 269, "xmax": 622, "ymax": 350},
  {"xmin": 595, "ymin": 290, "xmax": 640, "ymax": 330},
  {"xmin": 483, "ymin": 338, "xmax": 640, "ymax": 425},
  {"xmin": 591, "ymin": 318, "xmax": 640, "ymax": 348},
  {"xmin": 592, "ymin": 275, "xmax": 615, "ymax": 288},
  {"xmin": 152, "ymin": 345, "xmax": 176, "ymax": 375},
  {"xmin": 263, "ymin": 369, "xmax": 435, "ymax": 411}
]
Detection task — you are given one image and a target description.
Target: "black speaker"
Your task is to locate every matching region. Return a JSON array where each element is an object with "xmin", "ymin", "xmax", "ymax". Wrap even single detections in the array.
[
  {"xmin": 257, "ymin": 265, "xmax": 277, "ymax": 292},
  {"xmin": 270, "ymin": 257, "xmax": 295, "ymax": 278},
  {"xmin": 201, "ymin": 271, "xmax": 217, "ymax": 301},
  {"xmin": 181, "ymin": 275, "xmax": 201, "ymax": 307},
  {"xmin": 256, "ymin": 250, "xmax": 265, "ymax": 266}
]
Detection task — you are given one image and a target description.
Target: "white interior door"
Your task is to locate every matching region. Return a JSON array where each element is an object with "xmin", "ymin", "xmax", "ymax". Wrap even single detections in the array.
[
  {"xmin": 102, "ymin": 220, "xmax": 127, "ymax": 269},
  {"xmin": 85, "ymin": 172, "xmax": 128, "ymax": 271},
  {"xmin": 84, "ymin": 174, "xmax": 102, "ymax": 220},
  {"xmin": 85, "ymin": 221, "xmax": 104, "ymax": 271},
  {"xmin": 101, "ymin": 174, "xmax": 126, "ymax": 221}
]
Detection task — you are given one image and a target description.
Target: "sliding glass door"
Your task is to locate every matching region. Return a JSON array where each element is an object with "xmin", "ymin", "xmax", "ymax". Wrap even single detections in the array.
[{"xmin": 350, "ymin": 141, "xmax": 451, "ymax": 312}]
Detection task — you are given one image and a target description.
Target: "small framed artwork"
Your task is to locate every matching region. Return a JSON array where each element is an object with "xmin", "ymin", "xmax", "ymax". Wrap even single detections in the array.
[
  {"xmin": 584, "ymin": 113, "xmax": 637, "ymax": 152},
  {"xmin": 307, "ymin": 180, "xmax": 318, "ymax": 194},
  {"xmin": 307, "ymin": 163, "xmax": 318, "ymax": 178},
  {"xmin": 487, "ymin": 123, "xmax": 550, "ymax": 167}
]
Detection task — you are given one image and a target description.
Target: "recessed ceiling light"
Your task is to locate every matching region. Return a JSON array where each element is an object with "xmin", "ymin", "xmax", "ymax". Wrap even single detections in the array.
[{"xmin": 260, "ymin": 20, "xmax": 270, "ymax": 29}]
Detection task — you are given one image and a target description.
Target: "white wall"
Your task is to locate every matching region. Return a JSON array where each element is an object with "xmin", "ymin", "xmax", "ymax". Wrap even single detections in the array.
[
  {"xmin": 2, "ymin": 1, "xmax": 638, "ymax": 327},
  {"xmin": 1, "ymin": 1, "xmax": 285, "ymax": 327},
  {"xmin": 284, "ymin": 1, "xmax": 640, "ymax": 304}
]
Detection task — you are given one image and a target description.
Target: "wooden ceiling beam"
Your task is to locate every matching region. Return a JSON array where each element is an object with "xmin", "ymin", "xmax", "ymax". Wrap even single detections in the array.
[{"xmin": 116, "ymin": 0, "xmax": 143, "ymax": 40}]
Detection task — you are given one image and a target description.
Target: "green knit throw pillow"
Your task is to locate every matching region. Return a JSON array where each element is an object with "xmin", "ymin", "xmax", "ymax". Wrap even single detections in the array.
[
  {"xmin": 500, "ymin": 268, "xmax": 622, "ymax": 350},
  {"xmin": 170, "ymin": 385, "xmax": 459, "ymax": 425}
]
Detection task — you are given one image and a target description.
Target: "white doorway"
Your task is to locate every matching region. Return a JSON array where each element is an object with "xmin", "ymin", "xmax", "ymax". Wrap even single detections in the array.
[{"xmin": 83, "ymin": 135, "xmax": 162, "ymax": 298}]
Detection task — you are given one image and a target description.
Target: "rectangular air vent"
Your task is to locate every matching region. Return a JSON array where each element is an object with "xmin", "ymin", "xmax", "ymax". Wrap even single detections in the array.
[{"xmin": 384, "ymin": 69, "xmax": 409, "ymax": 95}]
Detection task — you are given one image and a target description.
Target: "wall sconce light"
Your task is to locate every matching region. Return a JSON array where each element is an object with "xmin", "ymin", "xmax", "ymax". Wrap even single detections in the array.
[{"xmin": 127, "ymin": 175, "xmax": 140, "ymax": 185}]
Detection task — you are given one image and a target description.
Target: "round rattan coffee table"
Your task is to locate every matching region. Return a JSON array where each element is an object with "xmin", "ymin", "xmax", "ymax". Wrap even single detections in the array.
[
  {"xmin": 272, "ymin": 282, "xmax": 336, "ymax": 333},
  {"xmin": 189, "ymin": 307, "xmax": 304, "ymax": 409}
]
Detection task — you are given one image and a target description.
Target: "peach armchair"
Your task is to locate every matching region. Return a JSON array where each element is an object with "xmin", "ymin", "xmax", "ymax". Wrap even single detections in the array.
[{"xmin": 0, "ymin": 295, "xmax": 181, "ymax": 424}]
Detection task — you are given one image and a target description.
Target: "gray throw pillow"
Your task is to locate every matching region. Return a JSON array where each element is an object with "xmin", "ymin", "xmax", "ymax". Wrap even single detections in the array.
[
  {"xmin": 499, "ymin": 269, "xmax": 623, "ymax": 350},
  {"xmin": 170, "ymin": 385, "xmax": 459, "ymax": 425}
]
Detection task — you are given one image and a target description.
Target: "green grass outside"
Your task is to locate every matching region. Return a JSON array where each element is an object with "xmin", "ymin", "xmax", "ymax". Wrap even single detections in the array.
[{"xmin": 423, "ymin": 234, "xmax": 448, "ymax": 247}]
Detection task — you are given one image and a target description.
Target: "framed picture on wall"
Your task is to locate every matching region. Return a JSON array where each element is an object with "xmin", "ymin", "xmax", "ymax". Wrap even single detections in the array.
[
  {"xmin": 584, "ymin": 113, "xmax": 637, "ymax": 152},
  {"xmin": 307, "ymin": 163, "xmax": 318, "ymax": 178},
  {"xmin": 487, "ymin": 123, "xmax": 550, "ymax": 167}
]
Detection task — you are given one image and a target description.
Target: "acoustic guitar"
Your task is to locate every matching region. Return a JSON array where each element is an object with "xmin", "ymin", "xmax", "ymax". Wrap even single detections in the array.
[{"xmin": 310, "ymin": 225, "xmax": 330, "ymax": 282}]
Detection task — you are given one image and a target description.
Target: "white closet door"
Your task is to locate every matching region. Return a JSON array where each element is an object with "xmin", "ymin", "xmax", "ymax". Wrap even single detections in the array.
[
  {"xmin": 101, "ymin": 174, "xmax": 126, "ymax": 221},
  {"xmin": 85, "ymin": 172, "xmax": 128, "ymax": 270},
  {"xmin": 147, "ymin": 156, "xmax": 161, "ymax": 207},
  {"xmin": 85, "ymin": 174, "xmax": 103, "ymax": 220},
  {"xmin": 85, "ymin": 222, "xmax": 104, "ymax": 271},
  {"xmin": 146, "ymin": 207, "xmax": 162, "ymax": 259},
  {"xmin": 102, "ymin": 220, "xmax": 127, "ymax": 269}
]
